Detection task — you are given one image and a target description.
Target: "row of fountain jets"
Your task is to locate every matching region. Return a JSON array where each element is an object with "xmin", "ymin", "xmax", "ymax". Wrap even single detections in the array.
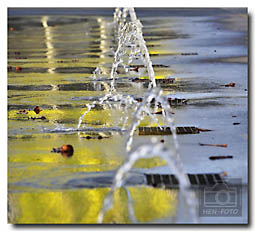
[{"xmin": 77, "ymin": 7, "xmax": 198, "ymax": 223}]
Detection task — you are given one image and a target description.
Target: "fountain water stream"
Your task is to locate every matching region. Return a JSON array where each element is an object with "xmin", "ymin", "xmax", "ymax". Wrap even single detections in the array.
[
  {"xmin": 97, "ymin": 88, "xmax": 198, "ymax": 223},
  {"xmin": 75, "ymin": 7, "xmax": 198, "ymax": 223},
  {"xmin": 97, "ymin": 142, "xmax": 198, "ymax": 223},
  {"xmin": 95, "ymin": 8, "xmax": 198, "ymax": 223},
  {"xmin": 77, "ymin": 7, "xmax": 158, "ymax": 129},
  {"xmin": 110, "ymin": 8, "xmax": 157, "ymax": 91},
  {"xmin": 106, "ymin": 9, "xmax": 161, "ymax": 126}
]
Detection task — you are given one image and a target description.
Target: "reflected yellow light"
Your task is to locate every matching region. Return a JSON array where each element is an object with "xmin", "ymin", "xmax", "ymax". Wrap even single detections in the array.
[
  {"xmin": 129, "ymin": 187, "xmax": 178, "ymax": 222},
  {"xmin": 97, "ymin": 17, "xmax": 109, "ymax": 74},
  {"xmin": 41, "ymin": 16, "xmax": 56, "ymax": 74},
  {"xmin": 8, "ymin": 186, "xmax": 178, "ymax": 224}
]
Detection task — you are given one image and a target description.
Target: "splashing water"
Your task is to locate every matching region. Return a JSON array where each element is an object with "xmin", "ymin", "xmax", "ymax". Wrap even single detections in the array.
[
  {"xmin": 97, "ymin": 88, "xmax": 198, "ymax": 223},
  {"xmin": 77, "ymin": 7, "xmax": 158, "ymax": 130},
  {"xmin": 77, "ymin": 92, "xmax": 112, "ymax": 130},
  {"xmin": 126, "ymin": 88, "xmax": 166, "ymax": 152},
  {"xmin": 74, "ymin": 7, "xmax": 199, "ymax": 223},
  {"xmin": 110, "ymin": 8, "xmax": 157, "ymax": 91},
  {"xmin": 92, "ymin": 67, "xmax": 102, "ymax": 80},
  {"xmin": 96, "ymin": 8, "xmax": 198, "ymax": 224},
  {"xmin": 97, "ymin": 142, "xmax": 198, "ymax": 223},
  {"xmin": 113, "ymin": 7, "xmax": 128, "ymax": 35},
  {"xmin": 128, "ymin": 7, "xmax": 156, "ymax": 89}
]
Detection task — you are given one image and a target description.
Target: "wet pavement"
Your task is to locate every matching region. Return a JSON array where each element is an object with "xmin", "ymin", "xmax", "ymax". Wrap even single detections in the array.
[{"xmin": 8, "ymin": 8, "xmax": 248, "ymax": 224}]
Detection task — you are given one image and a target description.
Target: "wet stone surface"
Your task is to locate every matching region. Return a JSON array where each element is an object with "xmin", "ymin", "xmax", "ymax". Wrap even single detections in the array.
[{"xmin": 8, "ymin": 8, "xmax": 248, "ymax": 224}]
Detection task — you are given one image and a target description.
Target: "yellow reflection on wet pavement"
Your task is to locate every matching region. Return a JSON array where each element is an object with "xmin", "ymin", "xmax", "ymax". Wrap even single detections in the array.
[
  {"xmin": 8, "ymin": 187, "xmax": 177, "ymax": 224},
  {"xmin": 8, "ymin": 13, "xmax": 179, "ymax": 224},
  {"xmin": 41, "ymin": 16, "xmax": 56, "ymax": 74}
]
